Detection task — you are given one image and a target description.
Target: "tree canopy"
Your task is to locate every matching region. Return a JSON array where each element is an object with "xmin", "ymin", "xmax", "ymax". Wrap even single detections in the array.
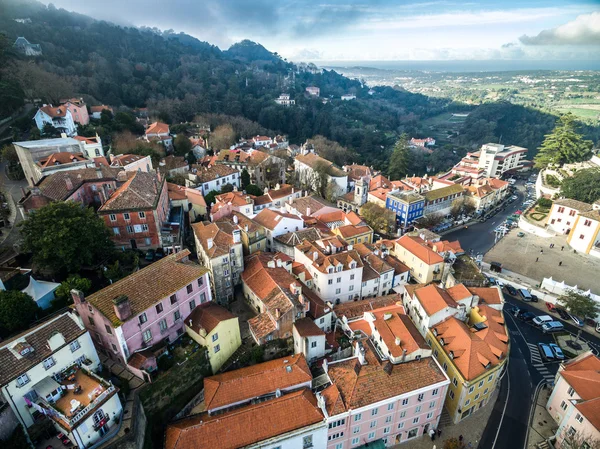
[
  {"xmin": 557, "ymin": 290, "xmax": 600, "ymax": 319},
  {"xmin": 359, "ymin": 202, "xmax": 396, "ymax": 235},
  {"xmin": 0, "ymin": 290, "xmax": 39, "ymax": 338},
  {"xmin": 560, "ymin": 168, "xmax": 600, "ymax": 204},
  {"xmin": 173, "ymin": 134, "xmax": 192, "ymax": 157},
  {"xmin": 19, "ymin": 202, "xmax": 114, "ymax": 274},
  {"xmin": 534, "ymin": 114, "xmax": 593, "ymax": 168},
  {"xmin": 388, "ymin": 134, "xmax": 412, "ymax": 181}
]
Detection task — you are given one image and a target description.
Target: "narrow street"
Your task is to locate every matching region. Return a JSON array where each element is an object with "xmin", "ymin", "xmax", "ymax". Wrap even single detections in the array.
[{"xmin": 0, "ymin": 161, "xmax": 27, "ymax": 249}]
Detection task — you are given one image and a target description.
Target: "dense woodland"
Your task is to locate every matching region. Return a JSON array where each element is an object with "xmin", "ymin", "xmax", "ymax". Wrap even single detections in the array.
[{"xmin": 0, "ymin": 0, "xmax": 598, "ymax": 176}]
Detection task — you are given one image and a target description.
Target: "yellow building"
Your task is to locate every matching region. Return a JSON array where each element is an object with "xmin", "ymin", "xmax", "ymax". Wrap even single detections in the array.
[
  {"xmin": 426, "ymin": 304, "xmax": 509, "ymax": 423},
  {"xmin": 185, "ymin": 302, "xmax": 242, "ymax": 374},
  {"xmin": 332, "ymin": 224, "xmax": 373, "ymax": 245}
]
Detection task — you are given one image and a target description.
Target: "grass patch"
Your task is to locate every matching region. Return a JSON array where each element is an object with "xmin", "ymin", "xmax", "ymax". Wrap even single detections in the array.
[
  {"xmin": 545, "ymin": 175, "xmax": 561, "ymax": 188},
  {"xmin": 529, "ymin": 212, "xmax": 547, "ymax": 221}
]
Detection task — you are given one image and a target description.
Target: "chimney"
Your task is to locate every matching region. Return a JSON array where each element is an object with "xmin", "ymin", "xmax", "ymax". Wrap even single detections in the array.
[
  {"xmin": 267, "ymin": 260, "xmax": 275, "ymax": 268},
  {"xmin": 207, "ymin": 238, "xmax": 214, "ymax": 249},
  {"xmin": 71, "ymin": 289, "xmax": 86, "ymax": 305},
  {"xmin": 306, "ymin": 207, "xmax": 311, "ymax": 216},
  {"xmin": 275, "ymin": 308, "xmax": 281, "ymax": 319},
  {"xmin": 313, "ymin": 251, "xmax": 318, "ymax": 261},
  {"xmin": 395, "ymin": 337, "xmax": 401, "ymax": 346},
  {"xmin": 60, "ymin": 132, "xmax": 67, "ymax": 139},
  {"xmin": 96, "ymin": 167, "xmax": 103, "ymax": 179},
  {"xmin": 432, "ymin": 244, "xmax": 438, "ymax": 253},
  {"xmin": 401, "ymin": 349, "xmax": 407, "ymax": 363},
  {"xmin": 233, "ymin": 214, "xmax": 239, "ymax": 224},
  {"xmin": 276, "ymin": 259, "xmax": 283, "ymax": 268},
  {"xmin": 65, "ymin": 177, "xmax": 73, "ymax": 191},
  {"xmin": 113, "ymin": 295, "xmax": 132, "ymax": 321}
]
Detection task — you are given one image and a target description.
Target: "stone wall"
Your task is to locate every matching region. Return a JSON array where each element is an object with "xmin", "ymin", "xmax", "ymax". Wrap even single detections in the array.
[{"xmin": 0, "ymin": 403, "xmax": 19, "ymax": 441}]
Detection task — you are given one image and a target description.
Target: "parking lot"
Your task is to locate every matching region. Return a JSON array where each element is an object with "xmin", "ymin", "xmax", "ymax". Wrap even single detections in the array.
[{"xmin": 484, "ymin": 229, "xmax": 600, "ymax": 291}]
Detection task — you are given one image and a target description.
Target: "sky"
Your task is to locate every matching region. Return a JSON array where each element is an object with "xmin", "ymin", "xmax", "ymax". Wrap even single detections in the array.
[{"xmin": 46, "ymin": 0, "xmax": 600, "ymax": 62}]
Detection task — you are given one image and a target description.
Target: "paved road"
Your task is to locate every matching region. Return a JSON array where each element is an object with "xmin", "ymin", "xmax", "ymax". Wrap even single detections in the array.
[
  {"xmin": 445, "ymin": 184, "xmax": 529, "ymax": 256},
  {"xmin": 0, "ymin": 161, "xmax": 28, "ymax": 248}
]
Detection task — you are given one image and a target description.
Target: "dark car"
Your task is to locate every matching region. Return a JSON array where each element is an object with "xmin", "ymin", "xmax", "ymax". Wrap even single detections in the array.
[
  {"xmin": 145, "ymin": 249, "xmax": 156, "ymax": 261},
  {"xmin": 530, "ymin": 294, "xmax": 539, "ymax": 303},
  {"xmin": 513, "ymin": 307, "xmax": 526, "ymax": 318},
  {"xmin": 505, "ymin": 284, "xmax": 518, "ymax": 296},
  {"xmin": 155, "ymin": 248, "xmax": 165, "ymax": 259},
  {"xmin": 519, "ymin": 312, "xmax": 536, "ymax": 322},
  {"xmin": 556, "ymin": 308, "xmax": 570, "ymax": 320}
]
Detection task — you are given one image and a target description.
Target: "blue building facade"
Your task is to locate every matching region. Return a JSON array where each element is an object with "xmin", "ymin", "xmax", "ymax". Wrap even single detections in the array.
[{"xmin": 385, "ymin": 191, "xmax": 425, "ymax": 228}]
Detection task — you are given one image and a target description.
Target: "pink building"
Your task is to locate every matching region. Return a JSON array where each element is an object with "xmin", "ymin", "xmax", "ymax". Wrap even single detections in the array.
[
  {"xmin": 72, "ymin": 250, "xmax": 211, "ymax": 380},
  {"xmin": 62, "ymin": 98, "xmax": 90, "ymax": 125},
  {"xmin": 317, "ymin": 302, "xmax": 450, "ymax": 448},
  {"xmin": 546, "ymin": 352, "xmax": 600, "ymax": 448}
]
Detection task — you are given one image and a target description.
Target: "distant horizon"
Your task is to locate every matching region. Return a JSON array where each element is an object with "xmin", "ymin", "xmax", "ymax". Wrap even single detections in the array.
[{"xmin": 314, "ymin": 59, "xmax": 600, "ymax": 73}]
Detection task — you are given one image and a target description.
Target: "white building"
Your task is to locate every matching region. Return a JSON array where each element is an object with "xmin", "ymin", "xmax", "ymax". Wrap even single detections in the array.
[
  {"xmin": 293, "ymin": 318, "xmax": 327, "ymax": 363},
  {"xmin": 109, "ymin": 154, "xmax": 153, "ymax": 172},
  {"xmin": 74, "ymin": 135, "xmax": 104, "ymax": 159},
  {"xmin": 476, "ymin": 143, "xmax": 530, "ymax": 178},
  {"xmin": 306, "ymin": 87, "xmax": 320, "ymax": 97},
  {"xmin": 252, "ymin": 209, "xmax": 305, "ymax": 251},
  {"xmin": 341, "ymin": 94, "xmax": 356, "ymax": 100},
  {"xmin": 34, "ymin": 105, "xmax": 78, "ymax": 137},
  {"xmin": 0, "ymin": 312, "xmax": 122, "ymax": 448},
  {"xmin": 275, "ymin": 93, "xmax": 296, "ymax": 106},
  {"xmin": 294, "ymin": 153, "xmax": 348, "ymax": 197},
  {"xmin": 251, "ymin": 135, "xmax": 273, "ymax": 148},
  {"xmin": 189, "ymin": 165, "xmax": 240, "ymax": 196},
  {"xmin": 547, "ymin": 199, "xmax": 593, "ymax": 235}
]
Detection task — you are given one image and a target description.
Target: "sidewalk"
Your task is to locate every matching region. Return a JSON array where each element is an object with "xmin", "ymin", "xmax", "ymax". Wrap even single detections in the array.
[
  {"xmin": 526, "ymin": 384, "xmax": 556, "ymax": 449},
  {"xmin": 393, "ymin": 390, "xmax": 499, "ymax": 449}
]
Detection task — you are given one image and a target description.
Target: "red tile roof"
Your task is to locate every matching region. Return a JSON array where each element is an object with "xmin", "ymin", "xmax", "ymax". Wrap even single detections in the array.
[
  {"xmin": 396, "ymin": 235, "xmax": 444, "ymax": 265},
  {"xmin": 39, "ymin": 105, "xmax": 68, "ymax": 118},
  {"xmin": 253, "ymin": 209, "xmax": 302, "ymax": 231},
  {"xmin": 37, "ymin": 152, "xmax": 87, "ymax": 168},
  {"xmin": 185, "ymin": 303, "xmax": 236, "ymax": 335},
  {"xmin": 412, "ymin": 284, "xmax": 459, "ymax": 316},
  {"xmin": 334, "ymin": 294, "xmax": 402, "ymax": 320},
  {"xmin": 203, "ymin": 354, "xmax": 311, "ymax": 411},
  {"xmin": 294, "ymin": 317, "xmax": 326, "ymax": 337},
  {"xmin": 98, "ymin": 171, "xmax": 164, "ymax": 212},
  {"xmin": 145, "ymin": 121, "xmax": 170, "ymax": 135},
  {"xmin": 165, "ymin": 389, "xmax": 323, "ymax": 449},
  {"xmin": 560, "ymin": 353, "xmax": 600, "ymax": 402}
]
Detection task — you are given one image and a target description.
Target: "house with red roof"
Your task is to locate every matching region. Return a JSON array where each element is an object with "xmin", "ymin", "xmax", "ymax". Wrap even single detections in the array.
[
  {"xmin": 34, "ymin": 104, "xmax": 78, "ymax": 137},
  {"xmin": 293, "ymin": 317, "xmax": 327, "ymax": 362},
  {"xmin": 61, "ymin": 98, "xmax": 89, "ymax": 125},
  {"xmin": 144, "ymin": 121, "xmax": 172, "ymax": 146},
  {"xmin": 546, "ymin": 352, "xmax": 600, "ymax": 448},
  {"xmin": 252, "ymin": 208, "xmax": 304, "ymax": 251}
]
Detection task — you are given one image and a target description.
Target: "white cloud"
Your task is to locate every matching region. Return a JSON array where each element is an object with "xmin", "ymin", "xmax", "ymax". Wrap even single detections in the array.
[{"xmin": 520, "ymin": 11, "xmax": 600, "ymax": 45}]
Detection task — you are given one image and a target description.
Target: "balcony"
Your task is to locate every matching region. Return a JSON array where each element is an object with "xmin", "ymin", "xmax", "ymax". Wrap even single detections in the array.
[{"xmin": 28, "ymin": 364, "xmax": 117, "ymax": 430}]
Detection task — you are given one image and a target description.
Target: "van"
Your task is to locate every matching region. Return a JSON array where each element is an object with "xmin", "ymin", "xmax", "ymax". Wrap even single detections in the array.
[
  {"xmin": 541, "ymin": 321, "xmax": 565, "ymax": 333},
  {"xmin": 519, "ymin": 289, "xmax": 533, "ymax": 301},
  {"xmin": 532, "ymin": 315, "xmax": 553, "ymax": 326}
]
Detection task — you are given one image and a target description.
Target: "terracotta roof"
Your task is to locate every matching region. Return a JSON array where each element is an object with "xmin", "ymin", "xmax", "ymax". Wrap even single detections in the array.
[
  {"xmin": 344, "ymin": 164, "xmax": 374, "ymax": 181},
  {"xmin": 295, "ymin": 153, "xmax": 346, "ymax": 177},
  {"xmin": 160, "ymin": 155, "xmax": 188, "ymax": 171},
  {"xmin": 302, "ymin": 288, "xmax": 330, "ymax": 320},
  {"xmin": 369, "ymin": 174, "xmax": 391, "ymax": 190},
  {"xmin": 146, "ymin": 121, "xmax": 170, "ymax": 135},
  {"xmin": 288, "ymin": 195, "xmax": 334, "ymax": 216},
  {"xmin": 575, "ymin": 397, "xmax": 600, "ymax": 430},
  {"xmin": 275, "ymin": 228, "xmax": 329, "ymax": 247},
  {"xmin": 93, "ymin": 156, "xmax": 110, "ymax": 167},
  {"xmin": 396, "ymin": 235, "xmax": 444, "ymax": 265},
  {"xmin": 203, "ymin": 354, "xmax": 312, "ymax": 411},
  {"xmin": 433, "ymin": 305, "xmax": 508, "ymax": 381},
  {"xmin": 0, "ymin": 313, "xmax": 86, "ymax": 385},
  {"xmin": 295, "ymin": 240, "xmax": 363, "ymax": 274},
  {"xmin": 192, "ymin": 222, "xmax": 238, "ymax": 258},
  {"xmin": 37, "ymin": 152, "xmax": 87, "ymax": 168},
  {"xmin": 73, "ymin": 135, "xmax": 99, "ymax": 144},
  {"xmin": 215, "ymin": 212, "xmax": 265, "ymax": 236},
  {"xmin": 263, "ymin": 184, "xmax": 295, "ymax": 201},
  {"xmin": 253, "ymin": 209, "xmax": 302, "ymax": 231},
  {"xmin": 334, "ymin": 294, "xmax": 402, "ymax": 320},
  {"xmin": 191, "ymin": 164, "xmax": 238, "ymax": 184},
  {"xmin": 185, "ymin": 303, "xmax": 236, "ymax": 335},
  {"xmin": 90, "ymin": 105, "xmax": 112, "ymax": 113},
  {"xmin": 322, "ymin": 348, "xmax": 446, "ymax": 414},
  {"xmin": 468, "ymin": 287, "xmax": 503, "ymax": 305},
  {"xmin": 466, "ymin": 184, "xmax": 493, "ymax": 198},
  {"xmin": 294, "ymin": 317, "xmax": 326, "ymax": 337},
  {"xmin": 413, "ymin": 284, "xmax": 459, "ymax": 316},
  {"xmin": 345, "ymin": 211, "xmax": 363, "ymax": 226},
  {"xmin": 553, "ymin": 198, "xmax": 593, "ymax": 212},
  {"xmin": 560, "ymin": 353, "xmax": 600, "ymax": 402},
  {"xmin": 446, "ymin": 284, "xmax": 472, "ymax": 302},
  {"xmin": 167, "ymin": 182, "xmax": 187, "ymax": 201},
  {"xmin": 39, "ymin": 105, "xmax": 68, "ymax": 118},
  {"xmin": 165, "ymin": 389, "xmax": 323, "ymax": 449},
  {"xmin": 578, "ymin": 209, "xmax": 600, "ymax": 221},
  {"xmin": 336, "ymin": 224, "xmax": 372, "ymax": 238},
  {"xmin": 214, "ymin": 190, "xmax": 254, "ymax": 208},
  {"xmin": 248, "ymin": 312, "xmax": 277, "ymax": 341},
  {"xmin": 86, "ymin": 250, "xmax": 208, "ymax": 327},
  {"xmin": 368, "ymin": 187, "xmax": 391, "ymax": 202},
  {"xmin": 217, "ymin": 149, "xmax": 269, "ymax": 166},
  {"xmin": 488, "ymin": 178, "xmax": 509, "ymax": 190},
  {"xmin": 424, "ymin": 239, "xmax": 464, "ymax": 255},
  {"xmin": 110, "ymin": 154, "xmax": 148, "ymax": 167},
  {"xmin": 98, "ymin": 171, "xmax": 164, "ymax": 212},
  {"xmin": 371, "ymin": 306, "xmax": 428, "ymax": 358},
  {"xmin": 384, "ymin": 255, "xmax": 410, "ymax": 275}
]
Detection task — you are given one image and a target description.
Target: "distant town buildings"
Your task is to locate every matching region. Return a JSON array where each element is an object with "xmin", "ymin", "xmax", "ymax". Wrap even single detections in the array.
[
  {"xmin": 275, "ymin": 93, "xmax": 296, "ymax": 106},
  {"xmin": 306, "ymin": 86, "xmax": 320, "ymax": 97}
]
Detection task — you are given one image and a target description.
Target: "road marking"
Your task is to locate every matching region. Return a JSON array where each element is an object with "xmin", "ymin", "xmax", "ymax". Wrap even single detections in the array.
[{"xmin": 492, "ymin": 356, "xmax": 511, "ymax": 449}]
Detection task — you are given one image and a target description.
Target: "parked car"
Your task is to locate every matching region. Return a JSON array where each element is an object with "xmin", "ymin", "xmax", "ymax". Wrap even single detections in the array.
[
  {"xmin": 549, "ymin": 343, "xmax": 565, "ymax": 360},
  {"xmin": 155, "ymin": 248, "xmax": 165, "ymax": 259},
  {"xmin": 145, "ymin": 250, "xmax": 156, "ymax": 261},
  {"xmin": 596, "ymin": 322, "xmax": 600, "ymax": 334},
  {"xmin": 519, "ymin": 312, "xmax": 536, "ymax": 322},
  {"xmin": 518, "ymin": 289, "xmax": 533, "ymax": 301},
  {"xmin": 569, "ymin": 314, "xmax": 584, "ymax": 327},
  {"xmin": 542, "ymin": 321, "xmax": 565, "ymax": 333},
  {"xmin": 532, "ymin": 315, "xmax": 554, "ymax": 326},
  {"xmin": 517, "ymin": 232, "xmax": 525, "ymax": 237},
  {"xmin": 556, "ymin": 308, "xmax": 570, "ymax": 320},
  {"xmin": 538, "ymin": 343, "xmax": 555, "ymax": 361},
  {"xmin": 505, "ymin": 284, "xmax": 518, "ymax": 296},
  {"xmin": 513, "ymin": 307, "xmax": 526, "ymax": 318},
  {"xmin": 530, "ymin": 294, "xmax": 539, "ymax": 303},
  {"xmin": 545, "ymin": 302, "xmax": 556, "ymax": 312}
]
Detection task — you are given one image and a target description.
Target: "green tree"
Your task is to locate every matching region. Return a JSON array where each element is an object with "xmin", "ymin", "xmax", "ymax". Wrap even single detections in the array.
[
  {"xmin": 1, "ymin": 144, "xmax": 19, "ymax": 164},
  {"xmin": 174, "ymin": 134, "xmax": 192, "ymax": 157},
  {"xmin": 20, "ymin": 202, "xmax": 113, "ymax": 275},
  {"xmin": 204, "ymin": 190, "xmax": 220, "ymax": 207},
  {"xmin": 557, "ymin": 290, "xmax": 600, "ymax": 319},
  {"xmin": 534, "ymin": 114, "xmax": 593, "ymax": 168},
  {"xmin": 359, "ymin": 202, "xmax": 396, "ymax": 235},
  {"xmin": 451, "ymin": 197, "xmax": 477, "ymax": 218},
  {"xmin": 560, "ymin": 168, "xmax": 600, "ymax": 204},
  {"xmin": 388, "ymin": 134, "xmax": 412, "ymax": 180},
  {"xmin": 220, "ymin": 183, "xmax": 234, "ymax": 193},
  {"xmin": 104, "ymin": 261, "xmax": 124, "ymax": 283},
  {"xmin": 240, "ymin": 168, "xmax": 251, "ymax": 189},
  {"xmin": 55, "ymin": 275, "xmax": 92, "ymax": 304},
  {"xmin": 245, "ymin": 184, "xmax": 263, "ymax": 196},
  {"xmin": 42, "ymin": 123, "xmax": 61, "ymax": 137},
  {"xmin": 0, "ymin": 290, "xmax": 39, "ymax": 338}
]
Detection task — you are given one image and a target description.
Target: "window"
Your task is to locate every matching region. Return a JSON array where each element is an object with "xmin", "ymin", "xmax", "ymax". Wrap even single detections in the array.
[
  {"xmin": 16, "ymin": 374, "xmax": 30, "ymax": 387},
  {"xmin": 368, "ymin": 432, "xmax": 375, "ymax": 440},
  {"xmin": 303, "ymin": 435, "xmax": 313, "ymax": 448},
  {"xmin": 465, "ymin": 399, "xmax": 471, "ymax": 406},
  {"xmin": 400, "ymin": 411, "xmax": 406, "ymax": 418},
  {"xmin": 567, "ymin": 387, "xmax": 575, "ymax": 397},
  {"xmin": 159, "ymin": 319, "xmax": 168, "ymax": 332},
  {"xmin": 350, "ymin": 274, "xmax": 355, "ymax": 280},
  {"xmin": 432, "ymin": 388, "xmax": 439, "ymax": 396},
  {"xmin": 156, "ymin": 303, "xmax": 163, "ymax": 314},
  {"xmin": 575, "ymin": 413, "xmax": 583, "ymax": 424},
  {"xmin": 105, "ymin": 324, "xmax": 113, "ymax": 334},
  {"xmin": 112, "ymin": 343, "xmax": 118, "ymax": 352},
  {"xmin": 468, "ymin": 386, "xmax": 474, "ymax": 394},
  {"xmin": 311, "ymin": 341, "xmax": 317, "ymax": 348},
  {"xmin": 418, "ymin": 393, "xmax": 424, "ymax": 402},
  {"xmin": 488, "ymin": 374, "xmax": 494, "ymax": 382},
  {"xmin": 430, "ymin": 401, "xmax": 436, "ymax": 409},
  {"xmin": 112, "ymin": 227, "xmax": 120, "ymax": 235},
  {"xmin": 427, "ymin": 412, "xmax": 434, "ymax": 419},
  {"xmin": 124, "ymin": 213, "xmax": 130, "ymax": 220},
  {"xmin": 187, "ymin": 300, "xmax": 195, "ymax": 312},
  {"xmin": 200, "ymin": 292, "xmax": 206, "ymax": 303},
  {"xmin": 336, "ymin": 444, "xmax": 343, "ymax": 449},
  {"xmin": 484, "ymin": 388, "xmax": 489, "ymax": 395},
  {"xmin": 415, "ymin": 405, "xmax": 421, "ymax": 413},
  {"xmin": 186, "ymin": 284, "xmax": 193, "ymax": 294},
  {"xmin": 387, "ymin": 403, "xmax": 394, "ymax": 411},
  {"xmin": 43, "ymin": 356, "xmax": 56, "ymax": 370},
  {"xmin": 349, "ymin": 285, "xmax": 354, "ymax": 291},
  {"xmin": 479, "ymin": 380, "xmax": 484, "ymax": 388},
  {"xmin": 197, "ymin": 277, "xmax": 204, "ymax": 287},
  {"xmin": 143, "ymin": 329, "xmax": 152, "ymax": 342},
  {"xmin": 370, "ymin": 420, "xmax": 376, "ymax": 428},
  {"xmin": 449, "ymin": 390, "xmax": 455, "ymax": 399},
  {"xmin": 328, "ymin": 432, "xmax": 344, "ymax": 441},
  {"xmin": 174, "ymin": 310, "xmax": 181, "ymax": 321},
  {"xmin": 353, "ymin": 426, "xmax": 360, "ymax": 434},
  {"xmin": 170, "ymin": 294, "xmax": 177, "ymax": 305},
  {"xmin": 224, "ymin": 269, "xmax": 229, "ymax": 276},
  {"xmin": 383, "ymin": 426, "xmax": 390, "ymax": 435},
  {"xmin": 402, "ymin": 398, "xmax": 409, "ymax": 406},
  {"xmin": 139, "ymin": 211, "xmax": 146, "ymax": 219},
  {"xmin": 475, "ymin": 393, "xmax": 480, "ymax": 400},
  {"xmin": 88, "ymin": 316, "xmax": 95, "ymax": 326},
  {"xmin": 412, "ymin": 417, "xmax": 419, "ymax": 424},
  {"xmin": 139, "ymin": 313, "xmax": 147, "ymax": 325},
  {"xmin": 141, "ymin": 224, "xmax": 149, "ymax": 232},
  {"xmin": 70, "ymin": 340, "xmax": 81, "ymax": 352},
  {"xmin": 336, "ymin": 288, "xmax": 341, "ymax": 294},
  {"xmin": 354, "ymin": 413, "xmax": 362, "ymax": 422},
  {"xmin": 560, "ymin": 401, "xmax": 568, "ymax": 411},
  {"xmin": 584, "ymin": 219, "xmax": 592, "ymax": 227},
  {"xmin": 337, "ymin": 277, "xmax": 341, "ymax": 283},
  {"xmin": 443, "ymin": 362, "xmax": 448, "ymax": 371},
  {"xmin": 352, "ymin": 437, "xmax": 360, "ymax": 445},
  {"xmin": 109, "ymin": 214, "xmax": 116, "ymax": 222},
  {"xmin": 371, "ymin": 408, "xmax": 378, "ymax": 416},
  {"xmin": 328, "ymin": 279, "xmax": 333, "ymax": 285},
  {"xmin": 126, "ymin": 225, "xmax": 134, "ymax": 233},
  {"xmin": 214, "ymin": 344, "xmax": 220, "ymax": 353}
]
